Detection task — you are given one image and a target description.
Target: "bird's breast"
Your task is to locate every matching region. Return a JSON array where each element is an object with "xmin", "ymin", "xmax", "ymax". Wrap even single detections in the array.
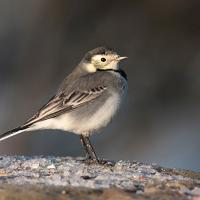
[
  {"xmin": 83, "ymin": 92, "xmax": 121, "ymax": 133},
  {"xmin": 59, "ymin": 91, "xmax": 123, "ymax": 135}
]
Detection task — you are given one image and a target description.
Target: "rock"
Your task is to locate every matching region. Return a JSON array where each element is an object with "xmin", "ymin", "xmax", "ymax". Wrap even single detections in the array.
[{"xmin": 0, "ymin": 156, "xmax": 199, "ymax": 200}]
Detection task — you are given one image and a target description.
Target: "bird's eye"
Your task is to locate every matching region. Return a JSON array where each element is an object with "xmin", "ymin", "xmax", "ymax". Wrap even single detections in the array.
[{"xmin": 101, "ymin": 57, "xmax": 106, "ymax": 62}]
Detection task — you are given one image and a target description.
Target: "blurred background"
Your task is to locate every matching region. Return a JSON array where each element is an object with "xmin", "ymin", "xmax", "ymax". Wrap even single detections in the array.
[{"xmin": 0, "ymin": 0, "xmax": 200, "ymax": 171}]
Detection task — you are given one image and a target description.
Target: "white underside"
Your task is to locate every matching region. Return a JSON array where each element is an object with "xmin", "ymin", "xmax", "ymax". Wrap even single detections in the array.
[{"xmin": 30, "ymin": 92, "xmax": 122, "ymax": 135}]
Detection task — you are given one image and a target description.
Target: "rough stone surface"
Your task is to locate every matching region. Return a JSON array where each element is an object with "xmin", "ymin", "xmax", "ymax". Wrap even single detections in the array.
[{"xmin": 0, "ymin": 156, "xmax": 199, "ymax": 200}]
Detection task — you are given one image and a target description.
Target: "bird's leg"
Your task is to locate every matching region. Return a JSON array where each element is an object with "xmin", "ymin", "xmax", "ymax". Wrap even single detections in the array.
[
  {"xmin": 80, "ymin": 135, "xmax": 91, "ymax": 159},
  {"xmin": 84, "ymin": 136, "xmax": 99, "ymax": 162},
  {"xmin": 80, "ymin": 135, "xmax": 99, "ymax": 163}
]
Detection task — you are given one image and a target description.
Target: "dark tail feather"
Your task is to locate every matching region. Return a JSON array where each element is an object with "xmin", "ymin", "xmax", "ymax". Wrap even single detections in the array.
[{"xmin": 0, "ymin": 124, "xmax": 31, "ymax": 142}]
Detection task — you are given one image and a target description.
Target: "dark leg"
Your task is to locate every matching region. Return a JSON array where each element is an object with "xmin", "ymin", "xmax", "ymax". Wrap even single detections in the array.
[
  {"xmin": 80, "ymin": 135, "xmax": 99, "ymax": 163},
  {"xmin": 80, "ymin": 135, "xmax": 91, "ymax": 159}
]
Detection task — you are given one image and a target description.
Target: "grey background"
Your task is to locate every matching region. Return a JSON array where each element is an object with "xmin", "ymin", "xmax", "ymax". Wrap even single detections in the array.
[{"xmin": 0, "ymin": 0, "xmax": 200, "ymax": 171}]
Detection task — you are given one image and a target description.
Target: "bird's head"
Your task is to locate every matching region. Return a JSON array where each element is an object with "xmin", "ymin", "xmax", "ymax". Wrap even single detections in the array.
[{"xmin": 81, "ymin": 46, "xmax": 127, "ymax": 73}]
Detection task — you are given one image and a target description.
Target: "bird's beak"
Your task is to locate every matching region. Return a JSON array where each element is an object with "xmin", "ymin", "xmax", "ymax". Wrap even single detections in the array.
[{"xmin": 116, "ymin": 56, "xmax": 128, "ymax": 61}]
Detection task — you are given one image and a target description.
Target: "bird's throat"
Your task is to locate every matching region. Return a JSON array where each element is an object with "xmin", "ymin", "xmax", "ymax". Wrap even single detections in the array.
[{"xmin": 97, "ymin": 68, "xmax": 127, "ymax": 80}]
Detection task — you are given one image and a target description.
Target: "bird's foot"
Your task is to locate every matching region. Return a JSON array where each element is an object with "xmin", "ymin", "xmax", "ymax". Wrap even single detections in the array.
[
  {"xmin": 98, "ymin": 159, "xmax": 115, "ymax": 167},
  {"xmin": 82, "ymin": 157, "xmax": 114, "ymax": 167},
  {"xmin": 82, "ymin": 157, "xmax": 99, "ymax": 165}
]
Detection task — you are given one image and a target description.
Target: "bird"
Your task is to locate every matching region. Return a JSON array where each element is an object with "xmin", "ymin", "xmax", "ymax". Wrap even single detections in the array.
[{"xmin": 0, "ymin": 46, "xmax": 128, "ymax": 163}]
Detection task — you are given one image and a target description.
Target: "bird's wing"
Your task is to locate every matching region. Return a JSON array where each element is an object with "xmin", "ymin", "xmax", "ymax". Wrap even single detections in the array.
[{"xmin": 25, "ymin": 85, "xmax": 107, "ymax": 126}]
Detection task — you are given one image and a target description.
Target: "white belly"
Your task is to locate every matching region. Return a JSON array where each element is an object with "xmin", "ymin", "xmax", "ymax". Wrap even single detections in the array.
[
  {"xmin": 72, "ymin": 92, "xmax": 121, "ymax": 135},
  {"xmin": 31, "ymin": 93, "xmax": 121, "ymax": 135}
]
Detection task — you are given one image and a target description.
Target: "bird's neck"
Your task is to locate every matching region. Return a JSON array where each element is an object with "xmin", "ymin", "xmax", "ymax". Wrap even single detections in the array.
[{"xmin": 97, "ymin": 68, "xmax": 127, "ymax": 80}]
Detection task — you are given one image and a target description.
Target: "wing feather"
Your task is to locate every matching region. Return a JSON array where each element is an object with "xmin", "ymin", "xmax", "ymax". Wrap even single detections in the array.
[{"xmin": 25, "ymin": 86, "xmax": 107, "ymax": 126}]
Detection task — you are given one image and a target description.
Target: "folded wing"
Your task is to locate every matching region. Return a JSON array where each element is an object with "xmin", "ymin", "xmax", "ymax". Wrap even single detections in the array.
[{"xmin": 25, "ymin": 86, "xmax": 107, "ymax": 126}]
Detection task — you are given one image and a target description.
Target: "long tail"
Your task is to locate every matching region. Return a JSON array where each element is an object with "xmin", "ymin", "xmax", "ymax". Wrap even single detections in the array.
[{"xmin": 0, "ymin": 124, "xmax": 31, "ymax": 142}]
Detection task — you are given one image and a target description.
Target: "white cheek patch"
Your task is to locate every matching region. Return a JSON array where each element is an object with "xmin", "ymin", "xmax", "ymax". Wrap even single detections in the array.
[
  {"xmin": 92, "ymin": 54, "xmax": 113, "ymax": 64},
  {"xmin": 84, "ymin": 63, "xmax": 97, "ymax": 73},
  {"xmin": 92, "ymin": 54, "xmax": 119, "ymax": 70},
  {"xmin": 92, "ymin": 54, "xmax": 105, "ymax": 62},
  {"xmin": 104, "ymin": 61, "xmax": 118, "ymax": 70}
]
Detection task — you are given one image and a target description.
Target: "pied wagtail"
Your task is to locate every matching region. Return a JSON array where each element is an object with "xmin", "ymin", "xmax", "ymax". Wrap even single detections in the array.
[{"xmin": 0, "ymin": 47, "xmax": 128, "ymax": 163}]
